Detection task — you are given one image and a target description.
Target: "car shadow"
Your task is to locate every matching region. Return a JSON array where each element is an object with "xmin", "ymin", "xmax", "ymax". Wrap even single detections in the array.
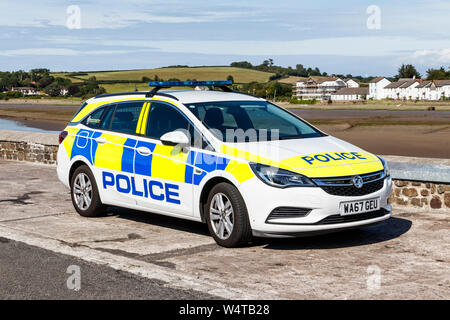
[
  {"xmin": 105, "ymin": 207, "xmax": 412, "ymax": 250},
  {"xmin": 105, "ymin": 206, "xmax": 211, "ymax": 237},
  {"xmin": 255, "ymin": 217, "xmax": 412, "ymax": 250}
]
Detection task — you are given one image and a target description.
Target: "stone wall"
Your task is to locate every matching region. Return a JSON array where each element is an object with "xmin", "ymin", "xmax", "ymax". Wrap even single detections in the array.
[
  {"xmin": 0, "ymin": 129, "xmax": 449, "ymax": 212},
  {"xmin": 0, "ymin": 140, "xmax": 58, "ymax": 165},
  {"xmin": 389, "ymin": 180, "xmax": 450, "ymax": 211},
  {"xmin": 0, "ymin": 130, "xmax": 59, "ymax": 165}
]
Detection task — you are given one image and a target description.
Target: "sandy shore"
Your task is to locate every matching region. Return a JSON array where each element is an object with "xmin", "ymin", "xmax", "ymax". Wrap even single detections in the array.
[
  {"xmin": 0, "ymin": 104, "xmax": 449, "ymax": 159},
  {"xmin": 0, "ymin": 98, "xmax": 81, "ymax": 106}
]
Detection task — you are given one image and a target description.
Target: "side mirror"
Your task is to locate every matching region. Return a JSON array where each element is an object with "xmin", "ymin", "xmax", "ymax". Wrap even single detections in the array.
[{"xmin": 160, "ymin": 130, "xmax": 190, "ymax": 147}]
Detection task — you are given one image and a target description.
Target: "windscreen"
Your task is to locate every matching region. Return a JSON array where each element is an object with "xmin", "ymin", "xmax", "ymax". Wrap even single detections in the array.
[{"xmin": 186, "ymin": 101, "xmax": 325, "ymax": 142}]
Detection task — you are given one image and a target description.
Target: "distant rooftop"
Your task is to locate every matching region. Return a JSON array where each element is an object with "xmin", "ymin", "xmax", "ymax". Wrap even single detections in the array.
[{"xmin": 333, "ymin": 87, "xmax": 369, "ymax": 95}]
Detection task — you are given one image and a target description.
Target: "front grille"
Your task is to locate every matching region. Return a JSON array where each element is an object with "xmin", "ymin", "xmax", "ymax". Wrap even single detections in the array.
[
  {"xmin": 313, "ymin": 170, "xmax": 385, "ymax": 197},
  {"xmin": 321, "ymin": 179, "xmax": 384, "ymax": 196},
  {"xmin": 314, "ymin": 209, "xmax": 388, "ymax": 225},
  {"xmin": 266, "ymin": 207, "xmax": 311, "ymax": 223}
]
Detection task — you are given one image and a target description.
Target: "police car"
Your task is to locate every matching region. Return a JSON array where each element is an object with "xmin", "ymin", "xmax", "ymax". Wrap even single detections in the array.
[{"xmin": 57, "ymin": 80, "xmax": 392, "ymax": 247}]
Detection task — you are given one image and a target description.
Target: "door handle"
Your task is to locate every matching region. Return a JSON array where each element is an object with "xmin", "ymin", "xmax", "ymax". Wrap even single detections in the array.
[
  {"xmin": 95, "ymin": 137, "xmax": 107, "ymax": 145},
  {"xmin": 137, "ymin": 146, "xmax": 151, "ymax": 156}
]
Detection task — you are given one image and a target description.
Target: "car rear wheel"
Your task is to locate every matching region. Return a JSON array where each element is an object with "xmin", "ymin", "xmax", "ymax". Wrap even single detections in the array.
[
  {"xmin": 70, "ymin": 165, "xmax": 105, "ymax": 217},
  {"xmin": 205, "ymin": 182, "xmax": 252, "ymax": 247}
]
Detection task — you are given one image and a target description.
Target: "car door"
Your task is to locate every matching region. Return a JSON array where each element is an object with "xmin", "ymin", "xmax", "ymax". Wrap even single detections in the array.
[
  {"xmin": 133, "ymin": 101, "xmax": 195, "ymax": 216},
  {"xmin": 90, "ymin": 101, "xmax": 145, "ymax": 206}
]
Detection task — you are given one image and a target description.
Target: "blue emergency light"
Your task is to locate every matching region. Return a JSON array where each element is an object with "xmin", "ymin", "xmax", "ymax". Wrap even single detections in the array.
[{"xmin": 148, "ymin": 80, "xmax": 232, "ymax": 87}]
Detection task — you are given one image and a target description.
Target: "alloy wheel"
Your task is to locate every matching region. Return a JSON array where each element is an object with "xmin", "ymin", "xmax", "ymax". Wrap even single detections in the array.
[{"xmin": 209, "ymin": 193, "xmax": 234, "ymax": 240}]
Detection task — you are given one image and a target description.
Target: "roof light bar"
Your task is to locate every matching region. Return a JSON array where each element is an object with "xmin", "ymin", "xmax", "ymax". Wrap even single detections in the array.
[{"xmin": 148, "ymin": 80, "xmax": 232, "ymax": 87}]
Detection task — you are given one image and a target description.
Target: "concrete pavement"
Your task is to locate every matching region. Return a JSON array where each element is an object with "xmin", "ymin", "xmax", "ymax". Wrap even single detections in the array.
[{"xmin": 0, "ymin": 160, "xmax": 449, "ymax": 299}]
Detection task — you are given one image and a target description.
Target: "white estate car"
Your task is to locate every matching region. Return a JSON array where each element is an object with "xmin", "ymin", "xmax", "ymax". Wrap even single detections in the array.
[{"xmin": 57, "ymin": 81, "xmax": 392, "ymax": 247}]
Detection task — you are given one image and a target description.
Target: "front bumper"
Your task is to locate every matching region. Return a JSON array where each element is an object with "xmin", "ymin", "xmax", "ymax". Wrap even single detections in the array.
[{"xmin": 239, "ymin": 175, "xmax": 393, "ymax": 237}]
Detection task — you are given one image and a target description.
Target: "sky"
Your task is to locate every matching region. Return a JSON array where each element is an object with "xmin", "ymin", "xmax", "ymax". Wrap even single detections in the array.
[{"xmin": 0, "ymin": 0, "xmax": 449, "ymax": 76}]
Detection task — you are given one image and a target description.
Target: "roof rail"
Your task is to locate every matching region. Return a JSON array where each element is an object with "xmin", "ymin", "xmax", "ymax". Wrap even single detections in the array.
[
  {"xmin": 94, "ymin": 91, "xmax": 179, "ymax": 101},
  {"xmin": 94, "ymin": 91, "xmax": 147, "ymax": 99},
  {"xmin": 146, "ymin": 80, "xmax": 233, "ymax": 98}
]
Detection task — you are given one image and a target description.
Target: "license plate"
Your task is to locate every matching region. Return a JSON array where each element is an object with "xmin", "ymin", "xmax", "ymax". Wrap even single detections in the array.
[{"xmin": 339, "ymin": 197, "xmax": 380, "ymax": 216}]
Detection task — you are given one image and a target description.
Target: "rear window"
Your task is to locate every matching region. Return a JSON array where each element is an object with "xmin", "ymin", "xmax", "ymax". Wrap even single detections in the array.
[
  {"xmin": 71, "ymin": 102, "xmax": 88, "ymax": 122},
  {"xmin": 84, "ymin": 107, "xmax": 107, "ymax": 129}
]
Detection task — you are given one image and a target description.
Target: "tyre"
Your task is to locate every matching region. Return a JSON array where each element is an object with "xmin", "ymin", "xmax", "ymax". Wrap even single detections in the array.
[
  {"xmin": 205, "ymin": 182, "xmax": 252, "ymax": 247},
  {"xmin": 70, "ymin": 165, "xmax": 105, "ymax": 217}
]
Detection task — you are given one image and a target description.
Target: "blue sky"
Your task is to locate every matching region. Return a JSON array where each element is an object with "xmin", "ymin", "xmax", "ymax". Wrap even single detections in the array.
[{"xmin": 0, "ymin": 0, "xmax": 449, "ymax": 76}]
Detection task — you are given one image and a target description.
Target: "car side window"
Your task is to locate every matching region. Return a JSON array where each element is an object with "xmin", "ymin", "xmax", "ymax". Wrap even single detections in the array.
[
  {"xmin": 109, "ymin": 102, "xmax": 143, "ymax": 134},
  {"xmin": 84, "ymin": 107, "xmax": 106, "ymax": 129},
  {"xmin": 99, "ymin": 104, "xmax": 116, "ymax": 130},
  {"xmin": 146, "ymin": 102, "xmax": 189, "ymax": 140}
]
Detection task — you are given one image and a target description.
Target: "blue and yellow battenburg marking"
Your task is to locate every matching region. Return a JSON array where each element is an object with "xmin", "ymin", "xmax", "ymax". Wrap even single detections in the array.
[
  {"xmin": 65, "ymin": 128, "xmax": 233, "ymax": 187},
  {"xmin": 102, "ymin": 171, "xmax": 181, "ymax": 204}
]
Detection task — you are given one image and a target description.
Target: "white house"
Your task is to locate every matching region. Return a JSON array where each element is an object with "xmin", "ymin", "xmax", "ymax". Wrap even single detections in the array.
[
  {"xmin": 384, "ymin": 79, "xmax": 419, "ymax": 100},
  {"xmin": 368, "ymin": 77, "xmax": 391, "ymax": 100},
  {"xmin": 400, "ymin": 80, "xmax": 420, "ymax": 100},
  {"xmin": 331, "ymin": 87, "xmax": 369, "ymax": 101},
  {"xmin": 435, "ymin": 80, "xmax": 450, "ymax": 99},
  {"xmin": 416, "ymin": 81, "xmax": 438, "ymax": 100},
  {"xmin": 344, "ymin": 79, "xmax": 360, "ymax": 88},
  {"xmin": 60, "ymin": 87, "xmax": 69, "ymax": 96},
  {"xmin": 10, "ymin": 87, "xmax": 40, "ymax": 96},
  {"xmin": 293, "ymin": 77, "xmax": 347, "ymax": 100}
]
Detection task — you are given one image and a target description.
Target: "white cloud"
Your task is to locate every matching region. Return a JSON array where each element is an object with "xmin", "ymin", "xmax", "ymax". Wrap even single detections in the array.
[
  {"xmin": 16, "ymin": 35, "xmax": 450, "ymax": 60},
  {"xmin": 41, "ymin": 36, "xmax": 448, "ymax": 57},
  {"xmin": 0, "ymin": 1, "xmax": 262, "ymax": 29},
  {"xmin": 0, "ymin": 48, "xmax": 142, "ymax": 56},
  {"xmin": 0, "ymin": 48, "xmax": 78, "ymax": 56},
  {"xmin": 411, "ymin": 49, "xmax": 450, "ymax": 63}
]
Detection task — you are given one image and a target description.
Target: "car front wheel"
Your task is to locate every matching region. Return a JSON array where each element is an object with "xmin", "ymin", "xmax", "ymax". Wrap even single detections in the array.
[{"xmin": 205, "ymin": 182, "xmax": 252, "ymax": 247}]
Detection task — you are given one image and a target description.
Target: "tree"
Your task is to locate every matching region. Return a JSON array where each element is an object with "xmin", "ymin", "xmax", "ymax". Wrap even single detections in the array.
[
  {"xmin": 397, "ymin": 64, "xmax": 421, "ymax": 79},
  {"xmin": 44, "ymin": 83, "xmax": 61, "ymax": 97},
  {"xmin": 426, "ymin": 67, "xmax": 450, "ymax": 80},
  {"xmin": 38, "ymin": 76, "xmax": 53, "ymax": 89},
  {"xmin": 68, "ymin": 84, "xmax": 80, "ymax": 96},
  {"xmin": 226, "ymin": 75, "xmax": 234, "ymax": 82},
  {"xmin": 54, "ymin": 77, "xmax": 71, "ymax": 87},
  {"xmin": 230, "ymin": 61, "xmax": 253, "ymax": 69}
]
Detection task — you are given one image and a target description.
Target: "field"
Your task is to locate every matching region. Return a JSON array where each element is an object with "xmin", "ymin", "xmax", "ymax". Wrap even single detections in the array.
[{"xmin": 52, "ymin": 66, "xmax": 275, "ymax": 93}]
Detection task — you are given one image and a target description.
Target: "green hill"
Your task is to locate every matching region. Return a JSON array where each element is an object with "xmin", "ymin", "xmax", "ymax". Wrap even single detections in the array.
[{"xmin": 52, "ymin": 66, "xmax": 275, "ymax": 93}]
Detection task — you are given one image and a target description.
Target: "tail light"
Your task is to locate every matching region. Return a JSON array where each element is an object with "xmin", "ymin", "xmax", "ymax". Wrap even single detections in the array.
[{"xmin": 59, "ymin": 131, "xmax": 68, "ymax": 144}]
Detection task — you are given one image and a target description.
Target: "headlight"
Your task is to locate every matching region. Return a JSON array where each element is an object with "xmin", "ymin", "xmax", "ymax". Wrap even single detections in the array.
[
  {"xmin": 377, "ymin": 156, "xmax": 390, "ymax": 177},
  {"xmin": 249, "ymin": 163, "xmax": 315, "ymax": 188}
]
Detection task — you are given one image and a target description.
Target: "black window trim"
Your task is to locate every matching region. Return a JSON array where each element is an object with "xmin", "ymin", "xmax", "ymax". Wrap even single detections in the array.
[
  {"xmin": 145, "ymin": 100, "xmax": 215, "ymax": 151},
  {"xmin": 75, "ymin": 99, "xmax": 215, "ymax": 151},
  {"xmin": 82, "ymin": 105, "xmax": 110, "ymax": 129}
]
